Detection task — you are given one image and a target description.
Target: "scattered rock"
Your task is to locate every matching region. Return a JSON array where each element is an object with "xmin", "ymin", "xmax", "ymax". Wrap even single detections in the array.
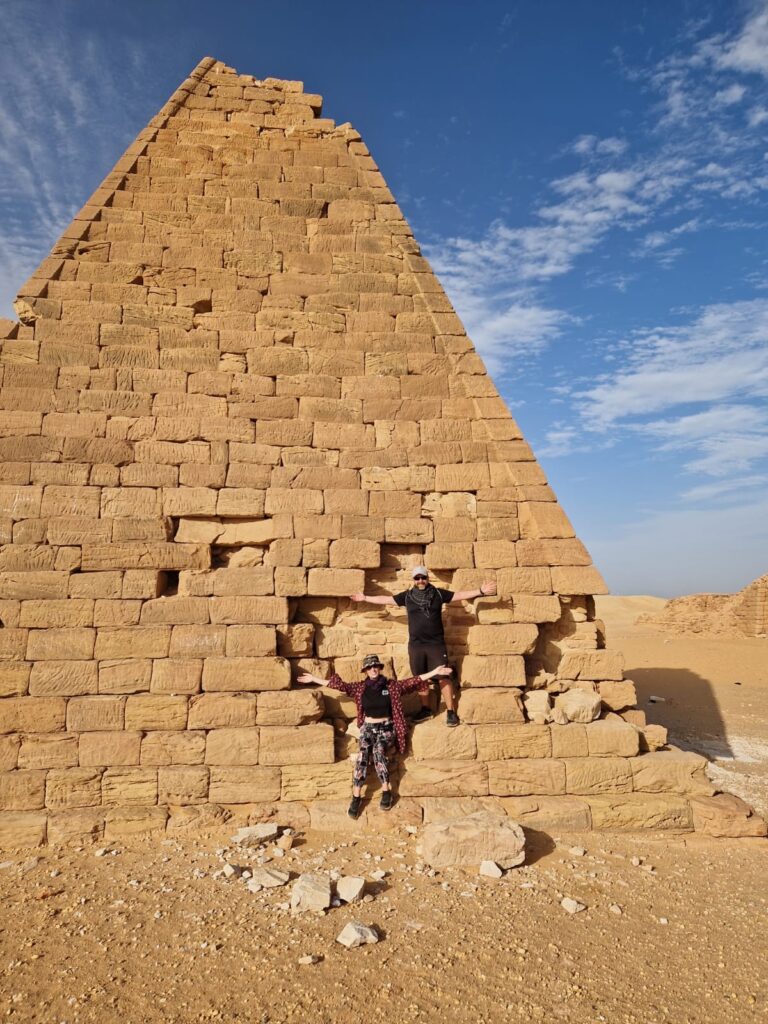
[
  {"xmin": 609, "ymin": 904, "xmax": 623, "ymax": 915},
  {"xmin": 298, "ymin": 955, "xmax": 321, "ymax": 965},
  {"xmin": 554, "ymin": 689, "xmax": 602, "ymax": 724},
  {"xmin": 370, "ymin": 869, "xmax": 387, "ymax": 881},
  {"xmin": 291, "ymin": 873, "xmax": 332, "ymax": 912},
  {"xmin": 568, "ymin": 846, "xmax": 587, "ymax": 857},
  {"xmin": 336, "ymin": 876, "xmax": 366, "ymax": 903},
  {"xmin": 561, "ymin": 897, "xmax": 587, "ymax": 914},
  {"xmin": 276, "ymin": 834, "xmax": 294, "ymax": 851},
  {"xmin": 418, "ymin": 812, "xmax": 525, "ymax": 870},
  {"xmin": 336, "ymin": 921, "xmax": 379, "ymax": 948},
  {"xmin": 222, "ymin": 863, "xmax": 241, "ymax": 879},
  {"xmin": 231, "ymin": 824, "xmax": 280, "ymax": 847},
  {"xmin": 479, "ymin": 860, "xmax": 503, "ymax": 878},
  {"xmin": 248, "ymin": 867, "xmax": 290, "ymax": 889}
]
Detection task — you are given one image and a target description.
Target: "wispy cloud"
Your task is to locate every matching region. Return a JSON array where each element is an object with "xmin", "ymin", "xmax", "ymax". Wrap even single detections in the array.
[{"xmin": 0, "ymin": 3, "xmax": 165, "ymax": 318}]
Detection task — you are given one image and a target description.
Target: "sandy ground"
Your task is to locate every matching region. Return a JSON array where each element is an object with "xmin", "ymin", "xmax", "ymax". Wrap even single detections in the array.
[{"xmin": 0, "ymin": 596, "xmax": 766, "ymax": 1024}]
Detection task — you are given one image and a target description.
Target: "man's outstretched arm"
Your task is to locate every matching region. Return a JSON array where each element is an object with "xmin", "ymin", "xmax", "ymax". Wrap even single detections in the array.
[
  {"xmin": 451, "ymin": 581, "xmax": 497, "ymax": 602},
  {"xmin": 349, "ymin": 592, "xmax": 397, "ymax": 606}
]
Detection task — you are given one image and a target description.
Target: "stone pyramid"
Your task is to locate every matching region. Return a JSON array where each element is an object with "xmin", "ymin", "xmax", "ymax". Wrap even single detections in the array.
[{"xmin": 1, "ymin": 58, "xmax": 755, "ymax": 848}]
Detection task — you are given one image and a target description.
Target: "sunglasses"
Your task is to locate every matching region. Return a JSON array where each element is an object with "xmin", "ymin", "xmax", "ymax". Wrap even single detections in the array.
[{"xmin": 413, "ymin": 575, "xmax": 429, "ymax": 581}]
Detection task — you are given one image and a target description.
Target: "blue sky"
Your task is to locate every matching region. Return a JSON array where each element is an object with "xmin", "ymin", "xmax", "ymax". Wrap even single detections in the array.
[{"xmin": 1, "ymin": 0, "xmax": 767, "ymax": 597}]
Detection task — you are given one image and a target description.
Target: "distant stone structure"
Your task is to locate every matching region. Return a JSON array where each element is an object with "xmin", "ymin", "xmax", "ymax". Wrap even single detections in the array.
[
  {"xmin": 0, "ymin": 59, "xmax": 763, "ymax": 847},
  {"xmin": 639, "ymin": 573, "xmax": 768, "ymax": 638}
]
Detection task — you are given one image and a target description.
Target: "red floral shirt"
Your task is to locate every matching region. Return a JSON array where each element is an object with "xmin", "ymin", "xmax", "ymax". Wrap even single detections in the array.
[{"xmin": 327, "ymin": 674, "xmax": 428, "ymax": 754}]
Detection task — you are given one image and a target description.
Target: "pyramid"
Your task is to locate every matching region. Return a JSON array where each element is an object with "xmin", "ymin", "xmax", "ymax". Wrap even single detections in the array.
[{"xmin": 0, "ymin": 58, "xmax": 758, "ymax": 848}]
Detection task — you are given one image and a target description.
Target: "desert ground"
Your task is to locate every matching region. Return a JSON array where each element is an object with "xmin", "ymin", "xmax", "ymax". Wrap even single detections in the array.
[{"xmin": 0, "ymin": 596, "xmax": 766, "ymax": 1024}]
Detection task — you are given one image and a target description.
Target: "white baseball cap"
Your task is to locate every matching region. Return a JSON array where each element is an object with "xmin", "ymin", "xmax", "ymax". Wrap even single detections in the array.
[{"xmin": 411, "ymin": 566, "xmax": 429, "ymax": 579}]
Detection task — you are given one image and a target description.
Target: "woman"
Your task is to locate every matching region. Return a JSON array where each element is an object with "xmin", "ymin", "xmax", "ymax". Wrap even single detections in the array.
[{"xmin": 296, "ymin": 654, "xmax": 452, "ymax": 818}]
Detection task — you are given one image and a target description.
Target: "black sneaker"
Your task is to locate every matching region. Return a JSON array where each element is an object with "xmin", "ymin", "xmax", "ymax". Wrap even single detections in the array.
[
  {"xmin": 348, "ymin": 796, "xmax": 362, "ymax": 819},
  {"xmin": 446, "ymin": 710, "xmax": 459, "ymax": 728},
  {"xmin": 411, "ymin": 706, "xmax": 432, "ymax": 723},
  {"xmin": 380, "ymin": 791, "xmax": 394, "ymax": 811}
]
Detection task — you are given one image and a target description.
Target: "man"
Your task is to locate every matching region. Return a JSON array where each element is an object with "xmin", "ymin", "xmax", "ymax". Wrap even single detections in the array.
[{"xmin": 350, "ymin": 568, "xmax": 497, "ymax": 727}]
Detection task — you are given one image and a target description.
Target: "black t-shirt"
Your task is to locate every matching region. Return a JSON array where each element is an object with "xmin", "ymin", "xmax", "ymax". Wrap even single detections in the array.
[
  {"xmin": 361, "ymin": 683, "xmax": 393, "ymax": 719},
  {"xmin": 394, "ymin": 587, "xmax": 454, "ymax": 645}
]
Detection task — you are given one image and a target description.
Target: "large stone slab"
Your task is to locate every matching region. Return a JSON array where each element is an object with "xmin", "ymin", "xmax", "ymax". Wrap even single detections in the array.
[{"xmin": 418, "ymin": 811, "xmax": 525, "ymax": 869}]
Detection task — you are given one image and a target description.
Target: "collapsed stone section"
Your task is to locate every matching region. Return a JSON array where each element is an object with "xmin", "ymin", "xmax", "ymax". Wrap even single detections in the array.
[{"xmin": 1, "ymin": 58, "xmax": 762, "ymax": 848}]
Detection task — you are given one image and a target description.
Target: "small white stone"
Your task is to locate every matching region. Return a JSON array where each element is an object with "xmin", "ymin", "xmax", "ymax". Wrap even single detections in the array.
[
  {"xmin": 658, "ymin": 917, "xmax": 669, "ymax": 925},
  {"xmin": 479, "ymin": 860, "xmax": 503, "ymax": 878},
  {"xmin": 336, "ymin": 921, "xmax": 379, "ymax": 948},
  {"xmin": 222, "ymin": 863, "xmax": 239, "ymax": 879},
  {"xmin": 561, "ymin": 897, "xmax": 586, "ymax": 915},
  {"xmin": 298, "ymin": 955, "xmax": 320, "ymax": 965},
  {"xmin": 336, "ymin": 876, "xmax": 366, "ymax": 904},
  {"xmin": 609, "ymin": 904, "xmax": 623, "ymax": 915},
  {"xmin": 370, "ymin": 869, "xmax": 387, "ymax": 881},
  {"xmin": 568, "ymin": 846, "xmax": 587, "ymax": 857},
  {"xmin": 94, "ymin": 848, "xmax": 109, "ymax": 858}
]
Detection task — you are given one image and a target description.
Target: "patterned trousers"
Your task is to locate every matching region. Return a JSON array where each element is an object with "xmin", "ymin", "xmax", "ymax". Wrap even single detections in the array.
[{"xmin": 353, "ymin": 721, "xmax": 395, "ymax": 789}]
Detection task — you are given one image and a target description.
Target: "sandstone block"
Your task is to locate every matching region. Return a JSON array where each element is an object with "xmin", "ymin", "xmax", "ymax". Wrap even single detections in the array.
[
  {"xmin": 209, "ymin": 596, "xmax": 289, "ymax": 625},
  {"xmin": 47, "ymin": 808, "xmax": 105, "ymax": 845},
  {"xmin": 104, "ymin": 806, "xmax": 168, "ymax": 839},
  {"xmin": 517, "ymin": 502, "xmax": 575, "ymax": 540},
  {"xmin": 224, "ymin": 625, "xmax": 277, "ymax": 657},
  {"xmin": 140, "ymin": 597, "xmax": 210, "ymax": 625},
  {"xmin": 496, "ymin": 796, "xmax": 592, "ymax": 832},
  {"xmin": 597, "ymin": 680, "xmax": 637, "ymax": 711},
  {"xmin": 95, "ymin": 626, "xmax": 171, "ymax": 659},
  {"xmin": 0, "ymin": 663, "xmax": 29, "ymax": 697},
  {"xmin": 124, "ymin": 695, "xmax": 188, "ymax": 731},
  {"xmin": 0, "ymin": 697, "xmax": 66, "ymax": 734},
  {"xmin": 67, "ymin": 696, "xmax": 124, "ymax": 731},
  {"xmin": 384, "ymin": 518, "xmax": 433, "ymax": 543},
  {"xmin": 0, "ymin": 770, "xmax": 46, "ymax": 809},
  {"xmin": 140, "ymin": 731, "xmax": 206, "ymax": 766},
  {"xmin": 587, "ymin": 794, "xmax": 693, "ymax": 831},
  {"xmin": 0, "ymin": 735, "xmax": 20, "ymax": 771},
  {"xmin": 150, "ymin": 659, "xmax": 202, "ymax": 695},
  {"xmin": 26, "ymin": 627, "xmax": 95, "ymax": 661},
  {"xmin": 18, "ymin": 733, "xmax": 79, "ymax": 770},
  {"xmin": 457, "ymin": 656, "xmax": 527, "ymax": 689},
  {"xmin": 473, "ymin": 541, "xmax": 518, "ymax": 568},
  {"xmin": 280, "ymin": 762, "xmax": 353, "ymax": 801},
  {"xmin": 19, "ymin": 598, "xmax": 94, "ymax": 628},
  {"xmin": 158, "ymin": 766, "xmax": 209, "ymax": 804},
  {"xmin": 29, "ymin": 660, "xmax": 98, "ymax": 697},
  {"xmin": 79, "ymin": 731, "xmax": 142, "ymax": 767},
  {"xmin": 409, "ymin": 719, "xmax": 477, "ymax": 760},
  {"xmin": 123, "ymin": 570, "xmax": 166, "ymax": 600},
  {"xmin": 465, "ymin": 624, "xmax": 538, "ymax": 656},
  {"xmin": 475, "ymin": 723, "xmax": 551, "ymax": 759},
  {"xmin": 523, "ymin": 690, "xmax": 551, "ymax": 724},
  {"xmin": 550, "ymin": 723, "xmax": 589, "ymax": 758},
  {"xmin": 690, "ymin": 793, "xmax": 767, "ymax": 838},
  {"xmin": 433, "ymin": 464, "xmax": 490, "ymax": 491},
  {"xmin": 259, "ymin": 723, "xmax": 335, "ymax": 765},
  {"xmin": 329, "ymin": 539, "xmax": 380, "ymax": 568},
  {"xmin": 550, "ymin": 566, "xmax": 609, "ymax": 596},
  {"xmin": 97, "ymin": 659, "xmax": 152, "ymax": 694},
  {"xmin": 458, "ymin": 689, "xmax": 524, "ymax": 725},
  {"xmin": 45, "ymin": 768, "xmax": 102, "ymax": 808},
  {"xmin": 418, "ymin": 811, "xmax": 525, "ymax": 869},
  {"xmin": 170, "ymin": 625, "xmax": 227, "ymax": 658},
  {"xmin": 630, "ymin": 749, "xmax": 713, "ymax": 796},
  {"xmin": 554, "ymin": 689, "xmax": 602, "ymax": 724},
  {"xmin": 585, "ymin": 718, "xmax": 640, "ymax": 757},
  {"xmin": 0, "ymin": 811, "xmax": 47, "ymax": 849},
  {"xmin": 424, "ymin": 543, "xmax": 474, "ymax": 569},
  {"xmin": 188, "ymin": 693, "xmax": 257, "ymax": 729},
  {"xmin": 488, "ymin": 758, "xmax": 566, "ymax": 796},
  {"xmin": 202, "ymin": 656, "xmax": 291, "ymax": 692},
  {"xmin": 557, "ymin": 650, "xmax": 624, "ymax": 681},
  {"xmin": 208, "ymin": 766, "xmax": 281, "ymax": 803},
  {"xmin": 102, "ymin": 767, "xmax": 158, "ymax": 806},
  {"xmin": 276, "ymin": 624, "xmax": 314, "ymax": 658},
  {"xmin": 307, "ymin": 568, "xmax": 365, "ymax": 596},
  {"xmin": 81, "ymin": 543, "xmax": 210, "ymax": 572},
  {"xmin": 256, "ymin": 689, "xmax": 325, "ymax": 726},
  {"xmin": 399, "ymin": 760, "xmax": 488, "ymax": 798},
  {"xmin": 639, "ymin": 723, "xmax": 668, "ymax": 752},
  {"xmin": 205, "ymin": 728, "xmax": 260, "ymax": 766},
  {"xmin": 564, "ymin": 758, "xmax": 633, "ymax": 795}
]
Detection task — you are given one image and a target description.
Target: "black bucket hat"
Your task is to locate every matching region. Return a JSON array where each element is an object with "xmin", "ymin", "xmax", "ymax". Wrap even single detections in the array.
[{"xmin": 361, "ymin": 654, "xmax": 384, "ymax": 673}]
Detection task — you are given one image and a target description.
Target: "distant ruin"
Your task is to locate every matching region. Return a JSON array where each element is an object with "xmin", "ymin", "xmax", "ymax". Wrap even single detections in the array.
[
  {"xmin": 0, "ymin": 58, "xmax": 760, "ymax": 847},
  {"xmin": 639, "ymin": 574, "xmax": 768, "ymax": 637}
]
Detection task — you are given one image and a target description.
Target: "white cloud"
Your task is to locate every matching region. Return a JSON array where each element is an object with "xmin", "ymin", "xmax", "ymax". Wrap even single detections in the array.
[
  {"xmin": 714, "ymin": 83, "xmax": 747, "ymax": 105},
  {"xmin": 716, "ymin": 5, "xmax": 768, "ymax": 77},
  {"xmin": 681, "ymin": 474, "xmax": 768, "ymax": 501},
  {"xmin": 573, "ymin": 300, "xmax": 768, "ymax": 479}
]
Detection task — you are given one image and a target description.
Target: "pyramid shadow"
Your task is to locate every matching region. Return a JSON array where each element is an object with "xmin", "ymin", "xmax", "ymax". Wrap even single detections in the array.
[{"xmin": 629, "ymin": 666, "xmax": 734, "ymax": 759}]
